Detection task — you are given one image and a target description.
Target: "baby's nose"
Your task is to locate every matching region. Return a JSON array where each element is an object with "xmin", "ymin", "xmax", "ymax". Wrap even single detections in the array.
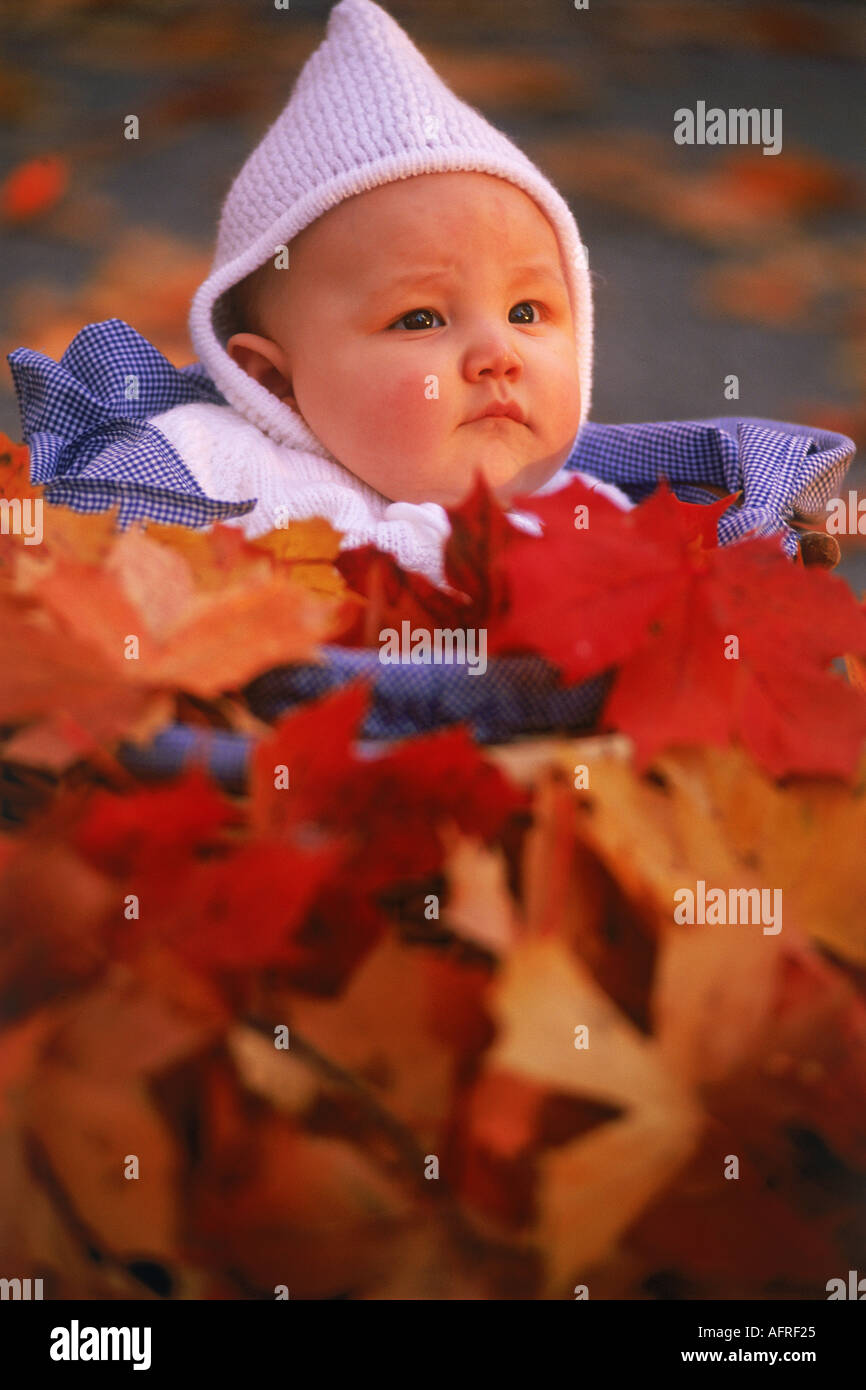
[{"xmin": 465, "ymin": 337, "xmax": 522, "ymax": 379}]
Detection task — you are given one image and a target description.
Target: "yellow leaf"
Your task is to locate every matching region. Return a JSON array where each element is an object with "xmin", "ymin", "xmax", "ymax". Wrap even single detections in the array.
[
  {"xmin": 254, "ymin": 516, "xmax": 343, "ymax": 564},
  {"xmin": 487, "ymin": 937, "xmax": 700, "ymax": 1294},
  {"xmin": 439, "ymin": 820, "xmax": 518, "ymax": 955}
]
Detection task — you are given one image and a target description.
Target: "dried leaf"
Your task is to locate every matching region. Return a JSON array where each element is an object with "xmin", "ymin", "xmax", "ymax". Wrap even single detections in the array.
[
  {"xmin": 439, "ymin": 822, "xmax": 518, "ymax": 955},
  {"xmin": 0, "ymin": 155, "xmax": 69, "ymax": 225}
]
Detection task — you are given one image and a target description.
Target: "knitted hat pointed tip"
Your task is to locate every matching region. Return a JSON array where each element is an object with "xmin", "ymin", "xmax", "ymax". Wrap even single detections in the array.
[{"xmin": 188, "ymin": 0, "xmax": 593, "ymax": 453}]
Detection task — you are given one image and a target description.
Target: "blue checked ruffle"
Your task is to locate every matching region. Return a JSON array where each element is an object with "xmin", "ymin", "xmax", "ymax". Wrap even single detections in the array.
[
  {"xmin": 6, "ymin": 318, "xmax": 257, "ymax": 528},
  {"xmin": 5, "ymin": 318, "xmax": 857, "ymax": 787},
  {"xmin": 572, "ymin": 416, "xmax": 856, "ymax": 558}
]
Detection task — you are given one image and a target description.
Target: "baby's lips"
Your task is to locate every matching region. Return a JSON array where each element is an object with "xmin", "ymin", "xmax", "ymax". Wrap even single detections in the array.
[
  {"xmin": 465, "ymin": 414, "xmax": 522, "ymax": 424},
  {"xmin": 463, "ymin": 399, "xmax": 527, "ymax": 426}
]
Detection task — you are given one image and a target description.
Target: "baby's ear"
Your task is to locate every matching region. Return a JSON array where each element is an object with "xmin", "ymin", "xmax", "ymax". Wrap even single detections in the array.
[{"xmin": 226, "ymin": 332, "xmax": 296, "ymax": 406}]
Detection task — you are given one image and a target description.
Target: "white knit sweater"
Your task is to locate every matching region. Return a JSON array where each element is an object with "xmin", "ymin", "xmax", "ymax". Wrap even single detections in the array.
[{"xmin": 150, "ymin": 400, "xmax": 632, "ymax": 585}]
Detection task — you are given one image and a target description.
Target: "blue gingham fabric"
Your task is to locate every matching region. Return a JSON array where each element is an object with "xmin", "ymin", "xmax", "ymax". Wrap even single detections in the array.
[
  {"xmin": 7, "ymin": 319, "xmax": 257, "ymax": 527},
  {"xmin": 117, "ymin": 661, "xmax": 613, "ymax": 785},
  {"xmin": 572, "ymin": 416, "xmax": 856, "ymax": 557},
  {"xmin": 5, "ymin": 317, "xmax": 857, "ymax": 786},
  {"xmin": 118, "ymin": 722, "xmax": 255, "ymax": 794},
  {"xmin": 242, "ymin": 649, "xmax": 613, "ymax": 738}
]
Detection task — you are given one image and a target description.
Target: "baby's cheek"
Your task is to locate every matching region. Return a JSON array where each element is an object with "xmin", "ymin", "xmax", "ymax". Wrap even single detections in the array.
[
  {"xmin": 373, "ymin": 368, "xmax": 445, "ymax": 448},
  {"xmin": 540, "ymin": 352, "xmax": 582, "ymax": 431}
]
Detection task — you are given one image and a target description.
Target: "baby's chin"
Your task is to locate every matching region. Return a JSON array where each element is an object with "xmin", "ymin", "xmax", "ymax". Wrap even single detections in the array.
[
  {"xmin": 416, "ymin": 443, "xmax": 563, "ymax": 509},
  {"xmin": 477, "ymin": 457, "xmax": 565, "ymax": 507},
  {"xmin": 362, "ymin": 440, "xmax": 567, "ymax": 508}
]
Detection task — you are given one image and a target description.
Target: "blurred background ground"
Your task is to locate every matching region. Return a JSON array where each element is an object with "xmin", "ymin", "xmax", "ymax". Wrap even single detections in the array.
[{"xmin": 1, "ymin": 0, "xmax": 864, "ymax": 585}]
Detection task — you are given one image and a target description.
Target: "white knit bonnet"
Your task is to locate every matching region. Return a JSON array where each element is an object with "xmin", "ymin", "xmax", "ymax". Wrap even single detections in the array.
[{"xmin": 188, "ymin": 0, "xmax": 594, "ymax": 458}]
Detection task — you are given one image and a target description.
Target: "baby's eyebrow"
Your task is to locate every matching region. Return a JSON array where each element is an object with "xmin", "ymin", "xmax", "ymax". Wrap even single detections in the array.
[
  {"xmin": 505, "ymin": 264, "xmax": 566, "ymax": 287},
  {"xmin": 367, "ymin": 262, "xmax": 565, "ymax": 299}
]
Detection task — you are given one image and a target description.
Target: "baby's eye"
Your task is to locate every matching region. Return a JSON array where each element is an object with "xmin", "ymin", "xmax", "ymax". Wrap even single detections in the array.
[
  {"xmin": 509, "ymin": 301, "xmax": 542, "ymax": 324},
  {"xmin": 390, "ymin": 308, "xmax": 445, "ymax": 331},
  {"xmin": 388, "ymin": 302, "xmax": 545, "ymax": 331}
]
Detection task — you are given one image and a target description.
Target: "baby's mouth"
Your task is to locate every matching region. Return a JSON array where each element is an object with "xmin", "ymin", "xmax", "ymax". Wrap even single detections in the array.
[
  {"xmin": 463, "ymin": 400, "xmax": 527, "ymax": 426},
  {"xmin": 466, "ymin": 415, "xmax": 523, "ymax": 425}
]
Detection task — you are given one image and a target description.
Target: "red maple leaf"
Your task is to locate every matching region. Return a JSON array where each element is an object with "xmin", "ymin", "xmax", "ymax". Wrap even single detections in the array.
[
  {"xmin": 491, "ymin": 478, "xmax": 866, "ymax": 778},
  {"xmin": 335, "ymin": 472, "xmax": 520, "ymax": 644},
  {"xmin": 150, "ymin": 839, "xmax": 343, "ymax": 973},
  {"xmin": 73, "ymin": 766, "xmax": 242, "ymax": 878},
  {"xmin": 244, "ymin": 683, "xmax": 527, "ymax": 989},
  {"xmin": 335, "ymin": 548, "xmax": 469, "ymax": 646},
  {"xmin": 249, "ymin": 681, "xmax": 372, "ymax": 833},
  {"xmin": 441, "ymin": 472, "xmax": 519, "ymax": 624},
  {"xmin": 69, "ymin": 769, "xmax": 350, "ymax": 977},
  {"xmin": 335, "ymin": 724, "xmax": 528, "ymax": 891},
  {"xmin": 273, "ymin": 878, "xmax": 390, "ymax": 996},
  {"xmin": 250, "ymin": 683, "xmax": 528, "ymax": 892}
]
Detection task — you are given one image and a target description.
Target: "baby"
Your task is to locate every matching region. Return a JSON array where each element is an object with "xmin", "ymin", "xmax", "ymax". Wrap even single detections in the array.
[{"xmin": 144, "ymin": 0, "xmax": 630, "ymax": 584}]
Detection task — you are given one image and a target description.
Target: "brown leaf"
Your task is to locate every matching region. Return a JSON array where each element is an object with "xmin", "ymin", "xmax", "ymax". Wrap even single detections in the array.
[
  {"xmin": 25, "ymin": 1064, "xmax": 179, "ymax": 1260},
  {"xmin": 187, "ymin": 1112, "xmax": 414, "ymax": 1298},
  {"xmin": 34, "ymin": 536, "xmax": 346, "ymax": 698},
  {"xmin": 439, "ymin": 821, "xmax": 518, "ymax": 955},
  {"xmin": 43, "ymin": 957, "xmax": 228, "ymax": 1083},
  {"xmin": 653, "ymin": 919, "xmax": 783, "ymax": 1087},
  {"xmin": 284, "ymin": 935, "xmax": 459, "ymax": 1150},
  {"xmin": 487, "ymin": 937, "xmax": 701, "ymax": 1291}
]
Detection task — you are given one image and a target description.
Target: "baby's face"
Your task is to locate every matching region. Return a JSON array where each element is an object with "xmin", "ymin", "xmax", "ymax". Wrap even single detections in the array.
[{"xmin": 227, "ymin": 171, "xmax": 582, "ymax": 507}]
